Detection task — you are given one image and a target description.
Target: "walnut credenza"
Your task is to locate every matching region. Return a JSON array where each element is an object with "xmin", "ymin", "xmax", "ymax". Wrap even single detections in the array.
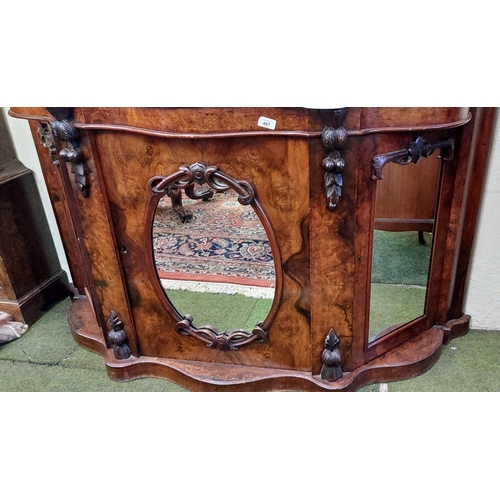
[{"xmin": 9, "ymin": 107, "xmax": 496, "ymax": 391}]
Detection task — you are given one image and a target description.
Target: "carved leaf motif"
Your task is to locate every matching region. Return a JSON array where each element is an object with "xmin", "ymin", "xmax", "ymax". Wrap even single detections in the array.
[
  {"xmin": 321, "ymin": 328, "xmax": 343, "ymax": 382},
  {"xmin": 321, "ymin": 119, "xmax": 348, "ymax": 211},
  {"xmin": 325, "ymin": 172, "xmax": 336, "ymax": 188},
  {"xmin": 328, "ymin": 192, "xmax": 340, "ymax": 208},
  {"xmin": 326, "ymin": 185, "xmax": 336, "ymax": 199},
  {"xmin": 107, "ymin": 310, "xmax": 131, "ymax": 360}
]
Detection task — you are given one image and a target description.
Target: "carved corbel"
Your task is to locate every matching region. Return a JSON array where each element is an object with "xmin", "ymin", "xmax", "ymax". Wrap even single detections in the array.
[
  {"xmin": 372, "ymin": 136, "xmax": 455, "ymax": 181},
  {"xmin": 321, "ymin": 108, "xmax": 349, "ymax": 210},
  {"xmin": 107, "ymin": 311, "xmax": 131, "ymax": 360},
  {"xmin": 320, "ymin": 329, "xmax": 343, "ymax": 382},
  {"xmin": 37, "ymin": 122, "xmax": 59, "ymax": 166},
  {"xmin": 46, "ymin": 107, "xmax": 90, "ymax": 197}
]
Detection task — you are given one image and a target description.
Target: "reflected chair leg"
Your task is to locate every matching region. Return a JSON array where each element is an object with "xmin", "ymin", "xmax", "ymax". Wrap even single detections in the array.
[
  {"xmin": 418, "ymin": 231, "xmax": 426, "ymax": 246},
  {"xmin": 167, "ymin": 188, "xmax": 193, "ymax": 223}
]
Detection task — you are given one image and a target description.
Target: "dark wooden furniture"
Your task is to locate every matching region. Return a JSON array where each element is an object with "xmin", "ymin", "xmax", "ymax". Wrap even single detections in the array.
[
  {"xmin": 0, "ymin": 112, "xmax": 70, "ymax": 325},
  {"xmin": 9, "ymin": 107, "xmax": 496, "ymax": 391},
  {"xmin": 374, "ymin": 153, "xmax": 441, "ymax": 240}
]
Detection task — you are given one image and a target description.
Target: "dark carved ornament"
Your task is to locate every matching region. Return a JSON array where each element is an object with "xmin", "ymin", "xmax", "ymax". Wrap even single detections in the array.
[
  {"xmin": 37, "ymin": 123, "xmax": 59, "ymax": 166},
  {"xmin": 176, "ymin": 315, "xmax": 268, "ymax": 351},
  {"xmin": 372, "ymin": 135, "xmax": 455, "ymax": 181},
  {"xmin": 320, "ymin": 328, "xmax": 343, "ymax": 382},
  {"xmin": 107, "ymin": 310, "xmax": 132, "ymax": 360},
  {"xmin": 149, "ymin": 161, "xmax": 255, "ymax": 204},
  {"xmin": 149, "ymin": 162, "xmax": 271, "ymax": 351},
  {"xmin": 321, "ymin": 108, "xmax": 349, "ymax": 210},
  {"xmin": 45, "ymin": 107, "xmax": 90, "ymax": 198}
]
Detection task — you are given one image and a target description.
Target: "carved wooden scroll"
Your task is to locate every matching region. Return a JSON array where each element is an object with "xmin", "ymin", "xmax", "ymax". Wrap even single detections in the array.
[
  {"xmin": 321, "ymin": 108, "xmax": 349, "ymax": 210},
  {"xmin": 148, "ymin": 161, "xmax": 255, "ymax": 203},
  {"xmin": 321, "ymin": 329, "xmax": 343, "ymax": 382},
  {"xmin": 372, "ymin": 136, "xmax": 455, "ymax": 181},
  {"xmin": 176, "ymin": 314, "xmax": 268, "ymax": 351},
  {"xmin": 46, "ymin": 107, "xmax": 90, "ymax": 197},
  {"xmin": 107, "ymin": 310, "xmax": 132, "ymax": 360},
  {"xmin": 148, "ymin": 162, "xmax": 272, "ymax": 351}
]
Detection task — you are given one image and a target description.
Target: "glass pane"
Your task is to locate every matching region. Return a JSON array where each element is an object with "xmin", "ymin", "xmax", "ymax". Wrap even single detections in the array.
[
  {"xmin": 153, "ymin": 189, "xmax": 276, "ymax": 334},
  {"xmin": 369, "ymin": 154, "xmax": 441, "ymax": 342}
]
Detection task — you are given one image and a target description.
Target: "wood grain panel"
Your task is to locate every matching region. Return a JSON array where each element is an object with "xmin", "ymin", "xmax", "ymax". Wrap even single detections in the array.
[
  {"xmin": 94, "ymin": 131, "xmax": 312, "ymax": 371},
  {"xmin": 360, "ymin": 107, "xmax": 469, "ymax": 129},
  {"xmin": 309, "ymin": 119, "xmax": 361, "ymax": 373},
  {"xmin": 75, "ymin": 107, "xmax": 339, "ymax": 135},
  {"xmin": 374, "ymin": 154, "xmax": 441, "ymax": 224},
  {"xmin": 62, "ymin": 130, "xmax": 140, "ymax": 355}
]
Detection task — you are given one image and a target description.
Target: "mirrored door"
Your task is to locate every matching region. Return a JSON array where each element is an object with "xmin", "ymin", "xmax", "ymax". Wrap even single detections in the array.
[{"xmin": 368, "ymin": 149, "xmax": 443, "ymax": 343}]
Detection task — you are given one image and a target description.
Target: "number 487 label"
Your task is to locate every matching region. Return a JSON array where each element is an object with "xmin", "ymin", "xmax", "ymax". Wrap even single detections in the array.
[{"xmin": 258, "ymin": 116, "xmax": 277, "ymax": 130}]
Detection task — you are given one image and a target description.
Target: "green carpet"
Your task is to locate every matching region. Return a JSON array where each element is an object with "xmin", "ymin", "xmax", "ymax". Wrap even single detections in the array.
[
  {"xmin": 360, "ymin": 330, "xmax": 500, "ymax": 392},
  {"xmin": 369, "ymin": 284, "xmax": 426, "ymax": 340},
  {"xmin": 166, "ymin": 289, "xmax": 273, "ymax": 333},
  {"xmin": 0, "ymin": 299, "xmax": 186, "ymax": 392},
  {"xmin": 369, "ymin": 230, "xmax": 431, "ymax": 339},
  {"xmin": 372, "ymin": 230, "xmax": 432, "ymax": 286}
]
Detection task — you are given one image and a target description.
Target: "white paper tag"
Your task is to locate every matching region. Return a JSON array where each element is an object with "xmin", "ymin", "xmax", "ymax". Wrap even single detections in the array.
[{"xmin": 258, "ymin": 116, "xmax": 277, "ymax": 130}]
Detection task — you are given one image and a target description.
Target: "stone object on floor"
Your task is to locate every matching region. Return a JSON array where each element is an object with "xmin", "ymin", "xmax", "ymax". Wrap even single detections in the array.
[{"xmin": 0, "ymin": 310, "xmax": 28, "ymax": 345}]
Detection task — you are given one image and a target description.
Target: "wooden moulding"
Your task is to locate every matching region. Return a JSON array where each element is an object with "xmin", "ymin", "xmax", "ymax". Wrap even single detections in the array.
[
  {"xmin": 9, "ymin": 108, "xmax": 471, "ymax": 139},
  {"xmin": 69, "ymin": 296, "xmax": 447, "ymax": 392}
]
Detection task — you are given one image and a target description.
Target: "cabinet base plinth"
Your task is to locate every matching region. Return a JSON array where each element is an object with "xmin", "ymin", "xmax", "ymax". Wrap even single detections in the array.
[{"xmin": 68, "ymin": 297, "xmax": 454, "ymax": 392}]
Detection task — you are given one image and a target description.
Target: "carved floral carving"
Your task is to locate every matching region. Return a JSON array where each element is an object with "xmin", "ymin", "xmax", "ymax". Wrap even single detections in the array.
[
  {"xmin": 321, "ymin": 108, "xmax": 349, "ymax": 210},
  {"xmin": 320, "ymin": 329, "xmax": 343, "ymax": 382},
  {"xmin": 149, "ymin": 162, "xmax": 255, "ymax": 205},
  {"xmin": 45, "ymin": 108, "xmax": 90, "ymax": 198},
  {"xmin": 107, "ymin": 310, "xmax": 131, "ymax": 360}
]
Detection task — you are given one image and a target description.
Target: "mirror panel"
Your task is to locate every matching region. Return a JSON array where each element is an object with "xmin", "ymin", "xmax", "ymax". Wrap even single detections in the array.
[
  {"xmin": 152, "ymin": 183, "xmax": 276, "ymax": 338},
  {"xmin": 369, "ymin": 153, "xmax": 441, "ymax": 342}
]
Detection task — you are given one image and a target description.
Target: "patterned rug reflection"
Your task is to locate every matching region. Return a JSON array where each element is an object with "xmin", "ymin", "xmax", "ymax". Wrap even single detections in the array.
[{"xmin": 153, "ymin": 191, "xmax": 276, "ymax": 291}]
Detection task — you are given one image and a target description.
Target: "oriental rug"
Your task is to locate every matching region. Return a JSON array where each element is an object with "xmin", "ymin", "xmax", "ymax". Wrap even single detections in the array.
[{"xmin": 153, "ymin": 191, "xmax": 276, "ymax": 294}]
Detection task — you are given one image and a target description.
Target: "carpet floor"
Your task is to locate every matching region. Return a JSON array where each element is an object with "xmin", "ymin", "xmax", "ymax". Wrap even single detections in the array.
[
  {"xmin": 153, "ymin": 191, "xmax": 275, "ymax": 287},
  {"xmin": 1, "ymin": 297, "xmax": 499, "ymax": 392}
]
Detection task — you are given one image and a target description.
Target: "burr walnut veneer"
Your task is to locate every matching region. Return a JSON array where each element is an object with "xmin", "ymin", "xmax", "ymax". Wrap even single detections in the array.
[{"xmin": 9, "ymin": 107, "xmax": 496, "ymax": 391}]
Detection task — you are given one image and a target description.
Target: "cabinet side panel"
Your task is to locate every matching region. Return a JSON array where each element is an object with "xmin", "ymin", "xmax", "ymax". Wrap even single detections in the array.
[{"xmin": 27, "ymin": 120, "xmax": 88, "ymax": 292}]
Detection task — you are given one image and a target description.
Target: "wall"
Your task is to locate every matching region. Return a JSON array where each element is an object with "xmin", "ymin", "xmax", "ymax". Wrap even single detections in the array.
[
  {"xmin": 3, "ymin": 108, "xmax": 499, "ymax": 330},
  {"xmin": 466, "ymin": 115, "xmax": 500, "ymax": 330}
]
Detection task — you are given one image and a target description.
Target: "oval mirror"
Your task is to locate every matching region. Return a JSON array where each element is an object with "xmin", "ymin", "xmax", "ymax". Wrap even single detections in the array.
[{"xmin": 149, "ymin": 163, "xmax": 278, "ymax": 350}]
